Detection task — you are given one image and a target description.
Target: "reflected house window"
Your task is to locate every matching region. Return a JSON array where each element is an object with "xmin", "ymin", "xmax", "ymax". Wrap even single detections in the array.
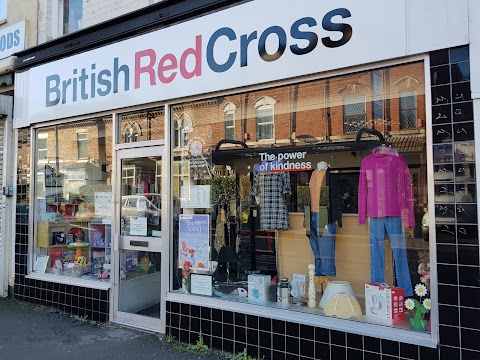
[
  {"xmin": 173, "ymin": 113, "xmax": 193, "ymax": 148},
  {"xmin": 399, "ymin": 90, "xmax": 418, "ymax": 129},
  {"xmin": 343, "ymin": 95, "xmax": 367, "ymax": 134},
  {"xmin": 63, "ymin": 0, "xmax": 83, "ymax": 34},
  {"xmin": 254, "ymin": 96, "xmax": 276, "ymax": 141},
  {"xmin": 77, "ymin": 131, "xmax": 88, "ymax": 159},
  {"xmin": 38, "ymin": 134, "xmax": 48, "ymax": 161},
  {"xmin": 123, "ymin": 123, "xmax": 140, "ymax": 143},
  {"xmin": 223, "ymin": 102, "xmax": 236, "ymax": 140}
]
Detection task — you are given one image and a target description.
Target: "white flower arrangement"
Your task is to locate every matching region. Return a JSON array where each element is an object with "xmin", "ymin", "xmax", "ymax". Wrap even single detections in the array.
[{"xmin": 405, "ymin": 283, "xmax": 430, "ymax": 330}]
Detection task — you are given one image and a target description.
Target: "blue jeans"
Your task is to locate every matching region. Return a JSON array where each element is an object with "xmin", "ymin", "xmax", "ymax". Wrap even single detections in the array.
[
  {"xmin": 309, "ymin": 212, "xmax": 336, "ymax": 276},
  {"xmin": 369, "ymin": 217, "xmax": 413, "ymax": 296}
]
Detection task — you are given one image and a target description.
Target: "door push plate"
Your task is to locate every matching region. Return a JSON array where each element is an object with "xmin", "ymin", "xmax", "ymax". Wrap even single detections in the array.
[{"xmin": 130, "ymin": 240, "xmax": 149, "ymax": 247}]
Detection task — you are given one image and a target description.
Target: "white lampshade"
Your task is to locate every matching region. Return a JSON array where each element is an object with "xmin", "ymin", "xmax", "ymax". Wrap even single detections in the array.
[{"xmin": 319, "ymin": 280, "xmax": 355, "ymax": 308}]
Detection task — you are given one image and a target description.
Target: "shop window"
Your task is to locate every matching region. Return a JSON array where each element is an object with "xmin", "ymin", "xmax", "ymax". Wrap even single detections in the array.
[
  {"xmin": 62, "ymin": 0, "xmax": 83, "ymax": 35},
  {"xmin": 223, "ymin": 102, "xmax": 236, "ymax": 140},
  {"xmin": 173, "ymin": 113, "xmax": 193, "ymax": 148},
  {"xmin": 119, "ymin": 109, "xmax": 164, "ymax": 144},
  {"xmin": 399, "ymin": 90, "xmax": 418, "ymax": 129},
  {"xmin": 343, "ymin": 95, "xmax": 367, "ymax": 133},
  {"xmin": 171, "ymin": 61, "xmax": 432, "ymax": 339},
  {"xmin": 254, "ymin": 96, "xmax": 276, "ymax": 141},
  {"xmin": 77, "ymin": 131, "xmax": 88, "ymax": 159},
  {"xmin": 32, "ymin": 117, "xmax": 113, "ymax": 282},
  {"xmin": 37, "ymin": 134, "xmax": 48, "ymax": 161},
  {"xmin": 0, "ymin": 0, "xmax": 6, "ymax": 22}
]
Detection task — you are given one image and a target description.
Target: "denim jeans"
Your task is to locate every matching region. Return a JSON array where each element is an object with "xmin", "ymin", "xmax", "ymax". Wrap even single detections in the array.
[
  {"xmin": 369, "ymin": 217, "xmax": 413, "ymax": 296},
  {"xmin": 309, "ymin": 212, "xmax": 336, "ymax": 276}
]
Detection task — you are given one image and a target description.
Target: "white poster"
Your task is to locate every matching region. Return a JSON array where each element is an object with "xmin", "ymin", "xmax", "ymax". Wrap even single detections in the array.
[
  {"xmin": 190, "ymin": 274, "xmax": 213, "ymax": 296},
  {"xmin": 94, "ymin": 192, "xmax": 112, "ymax": 217},
  {"xmin": 34, "ymin": 255, "xmax": 49, "ymax": 273},
  {"xmin": 130, "ymin": 217, "xmax": 148, "ymax": 236},
  {"xmin": 181, "ymin": 185, "xmax": 211, "ymax": 209}
]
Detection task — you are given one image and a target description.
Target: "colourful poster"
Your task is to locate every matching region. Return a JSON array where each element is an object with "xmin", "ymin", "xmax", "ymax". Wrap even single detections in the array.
[{"xmin": 178, "ymin": 214, "xmax": 210, "ymax": 270}]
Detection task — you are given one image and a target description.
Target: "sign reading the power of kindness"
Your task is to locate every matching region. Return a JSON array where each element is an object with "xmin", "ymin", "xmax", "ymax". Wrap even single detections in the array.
[
  {"xmin": 0, "ymin": 20, "xmax": 25, "ymax": 61},
  {"xmin": 254, "ymin": 151, "xmax": 312, "ymax": 173}
]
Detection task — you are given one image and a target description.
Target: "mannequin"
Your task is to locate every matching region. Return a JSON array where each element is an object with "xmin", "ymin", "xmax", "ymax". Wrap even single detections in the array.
[{"xmin": 316, "ymin": 161, "xmax": 329, "ymax": 171}]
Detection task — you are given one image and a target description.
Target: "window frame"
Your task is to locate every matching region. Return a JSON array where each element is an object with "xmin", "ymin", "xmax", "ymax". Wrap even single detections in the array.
[
  {"xmin": 399, "ymin": 89, "xmax": 418, "ymax": 129},
  {"xmin": 254, "ymin": 96, "xmax": 276, "ymax": 141},
  {"xmin": 76, "ymin": 131, "xmax": 88, "ymax": 159},
  {"xmin": 61, "ymin": 0, "xmax": 83, "ymax": 35},
  {"xmin": 343, "ymin": 95, "xmax": 367, "ymax": 134}
]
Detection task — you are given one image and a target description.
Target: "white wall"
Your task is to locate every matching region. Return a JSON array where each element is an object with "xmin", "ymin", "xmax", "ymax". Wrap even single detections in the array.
[{"xmin": 38, "ymin": 0, "xmax": 163, "ymax": 44}]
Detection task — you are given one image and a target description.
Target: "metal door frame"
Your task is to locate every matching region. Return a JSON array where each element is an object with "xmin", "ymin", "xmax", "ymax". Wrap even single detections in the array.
[{"xmin": 112, "ymin": 145, "xmax": 167, "ymax": 332}]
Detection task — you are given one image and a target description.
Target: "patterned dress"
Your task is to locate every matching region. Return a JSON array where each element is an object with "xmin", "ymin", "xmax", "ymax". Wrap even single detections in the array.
[{"xmin": 252, "ymin": 172, "xmax": 291, "ymax": 230}]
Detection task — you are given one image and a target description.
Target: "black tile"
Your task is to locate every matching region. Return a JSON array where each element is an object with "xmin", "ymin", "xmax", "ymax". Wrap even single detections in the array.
[
  {"xmin": 460, "ymin": 307, "xmax": 480, "ymax": 330},
  {"xmin": 330, "ymin": 330, "xmax": 345, "ymax": 346},
  {"xmin": 450, "ymin": 46, "xmax": 469, "ymax": 63},
  {"xmin": 247, "ymin": 345, "xmax": 259, "ymax": 359},
  {"xmin": 180, "ymin": 329, "xmax": 189, "ymax": 343},
  {"xmin": 382, "ymin": 355, "xmax": 398, "ymax": 360},
  {"xmin": 212, "ymin": 308, "xmax": 222, "ymax": 322},
  {"xmin": 259, "ymin": 317, "xmax": 271, "ymax": 332},
  {"xmin": 191, "ymin": 317, "xmax": 200, "ymax": 333},
  {"xmin": 460, "ymin": 286, "xmax": 480, "ymax": 308},
  {"xmin": 461, "ymin": 348, "xmax": 480, "ymax": 360},
  {"xmin": 364, "ymin": 351, "xmax": 381, "ymax": 360},
  {"xmin": 223, "ymin": 310, "xmax": 234, "ymax": 325},
  {"xmin": 273, "ymin": 333, "xmax": 285, "ymax": 352},
  {"xmin": 235, "ymin": 326, "xmax": 246, "ymax": 343},
  {"xmin": 223, "ymin": 339, "xmax": 234, "ymax": 353},
  {"xmin": 453, "ymin": 101, "xmax": 474, "ymax": 122},
  {"xmin": 439, "ymin": 325, "xmax": 460, "ymax": 347},
  {"xmin": 286, "ymin": 336, "xmax": 299, "ymax": 355},
  {"xmin": 235, "ymin": 312, "xmax": 245, "ymax": 327},
  {"xmin": 457, "ymin": 225, "xmax": 479, "ymax": 245},
  {"xmin": 180, "ymin": 315, "xmax": 189, "ymax": 330},
  {"xmin": 189, "ymin": 331, "xmax": 199, "ymax": 345},
  {"xmin": 438, "ymin": 305, "xmax": 459, "ymax": 326},
  {"xmin": 234, "ymin": 342, "xmax": 246, "ymax": 355},
  {"xmin": 419, "ymin": 345, "xmax": 439, "ymax": 360},
  {"xmin": 315, "ymin": 327, "xmax": 329, "ymax": 343},
  {"xmin": 437, "ymin": 264, "xmax": 458, "ymax": 285},
  {"xmin": 364, "ymin": 336, "xmax": 380, "ymax": 353},
  {"xmin": 212, "ymin": 321, "xmax": 222, "ymax": 338},
  {"xmin": 461, "ymin": 328, "xmax": 480, "ymax": 351},
  {"xmin": 430, "ymin": 49, "xmax": 450, "ymax": 66},
  {"xmin": 347, "ymin": 348, "xmax": 362, "ymax": 360},
  {"xmin": 300, "ymin": 324, "xmax": 314, "ymax": 341},
  {"xmin": 286, "ymin": 322, "xmax": 299, "ymax": 337},
  {"xmin": 211, "ymin": 336, "xmax": 222, "ymax": 351},
  {"xmin": 451, "ymin": 61, "xmax": 470, "ymax": 82},
  {"xmin": 437, "ymin": 244, "xmax": 457, "ymax": 265},
  {"xmin": 347, "ymin": 333, "xmax": 363, "ymax": 350},
  {"xmin": 439, "ymin": 345, "xmax": 459, "ymax": 360},
  {"xmin": 438, "ymin": 284, "xmax": 459, "ymax": 305},
  {"xmin": 458, "ymin": 245, "xmax": 480, "ymax": 266},
  {"xmin": 285, "ymin": 353, "xmax": 299, "ymax": 360},
  {"xmin": 299, "ymin": 339, "xmax": 314, "ymax": 358},
  {"xmin": 259, "ymin": 330, "xmax": 271, "ymax": 349},
  {"xmin": 452, "ymin": 82, "xmax": 471, "ymax": 103},
  {"xmin": 200, "ymin": 320, "xmax": 211, "ymax": 335},
  {"xmin": 223, "ymin": 323, "xmax": 234, "ymax": 341},
  {"xmin": 331, "ymin": 345, "xmax": 346, "ymax": 359},
  {"xmin": 273, "ymin": 350, "xmax": 286, "ymax": 360},
  {"xmin": 459, "ymin": 266, "xmax": 480, "ymax": 286},
  {"xmin": 259, "ymin": 346, "xmax": 271, "ymax": 360},
  {"xmin": 247, "ymin": 315, "xmax": 258, "ymax": 329},
  {"xmin": 400, "ymin": 342, "xmax": 419, "ymax": 359},
  {"xmin": 381, "ymin": 339, "xmax": 399, "ymax": 356},
  {"xmin": 201, "ymin": 307, "xmax": 211, "ymax": 320},
  {"xmin": 272, "ymin": 319, "xmax": 285, "ymax": 334},
  {"xmin": 454, "ymin": 122, "xmax": 475, "ymax": 142},
  {"xmin": 171, "ymin": 302, "xmax": 180, "ymax": 314},
  {"xmin": 433, "ymin": 124, "xmax": 453, "ymax": 144},
  {"xmin": 170, "ymin": 327, "xmax": 179, "ymax": 340},
  {"xmin": 247, "ymin": 328, "xmax": 258, "ymax": 346},
  {"xmin": 190, "ymin": 305, "xmax": 200, "ymax": 318}
]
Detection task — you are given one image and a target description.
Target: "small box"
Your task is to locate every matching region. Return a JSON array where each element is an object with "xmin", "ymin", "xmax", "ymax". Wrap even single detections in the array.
[
  {"xmin": 248, "ymin": 274, "xmax": 271, "ymax": 303},
  {"xmin": 365, "ymin": 283, "xmax": 405, "ymax": 321}
]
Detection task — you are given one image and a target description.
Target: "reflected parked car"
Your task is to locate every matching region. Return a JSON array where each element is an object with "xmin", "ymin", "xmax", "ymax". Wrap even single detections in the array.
[{"xmin": 121, "ymin": 194, "xmax": 161, "ymax": 229}]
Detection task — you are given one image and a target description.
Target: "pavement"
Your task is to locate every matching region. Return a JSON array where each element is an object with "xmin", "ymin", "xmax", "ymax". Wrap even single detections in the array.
[{"xmin": 0, "ymin": 297, "xmax": 226, "ymax": 360}]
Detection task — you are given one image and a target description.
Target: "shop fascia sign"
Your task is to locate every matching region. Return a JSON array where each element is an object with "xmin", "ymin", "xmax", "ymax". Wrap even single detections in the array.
[
  {"xmin": 22, "ymin": 0, "xmax": 412, "ymax": 125},
  {"xmin": 254, "ymin": 151, "xmax": 312, "ymax": 173},
  {"xmin": 44, "ymin": 8, "xmax": 352, "ymax": 108},
  {"xmin": 0, "ymin": 20, "xmax": 25, "ymax": 60}
]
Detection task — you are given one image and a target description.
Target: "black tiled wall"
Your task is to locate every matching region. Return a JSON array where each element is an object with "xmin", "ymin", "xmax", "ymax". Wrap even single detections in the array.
[
  {"xmin": 166, "ymin": 46, "xmax": 480, "ymax": 360},
  {"xmin": 13, "ymin": 128, "xmax": 109, "ymax": 322}
]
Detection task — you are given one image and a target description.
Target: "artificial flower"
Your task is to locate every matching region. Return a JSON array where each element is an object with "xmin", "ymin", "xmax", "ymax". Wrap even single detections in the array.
[
  {"xmin": 414, "ymin": 283, "xmax": 427, "ymax": 297},
  {"xmin": 405, "ymin": 298, "xmax": 415, "ymax": 310},
  {"xmin": 422, "ymin": 298, "xmax": 431, "ymax": 310}
]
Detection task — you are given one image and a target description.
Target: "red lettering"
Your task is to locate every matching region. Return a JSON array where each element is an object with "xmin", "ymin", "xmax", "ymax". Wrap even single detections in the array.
[
  {"xmin": 158, "ymin": 53, "xmax": 178, "ymax": 83},
  {"xmin": 134, "ymin": 49, "xmax": 156, "ymax": 89},
  {"xmin": 180, "ymin": 35, "xmax": 202, "ymax": 79}
]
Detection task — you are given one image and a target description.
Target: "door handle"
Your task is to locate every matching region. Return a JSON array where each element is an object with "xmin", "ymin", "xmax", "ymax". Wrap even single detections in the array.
[{"xmin": 130, "ymin": 240, "xmax": 149, "ymax": 247}]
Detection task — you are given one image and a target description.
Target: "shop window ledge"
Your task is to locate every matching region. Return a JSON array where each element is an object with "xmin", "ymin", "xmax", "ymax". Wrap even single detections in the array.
[{"xmin": 26, "ymin": 272, "xmax": 111, "ymax": 290}]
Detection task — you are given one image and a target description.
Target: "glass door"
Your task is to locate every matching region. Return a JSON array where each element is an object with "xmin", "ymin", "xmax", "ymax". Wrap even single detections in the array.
[{"xmin": 114, "ymin": 146, "xmax": 164, "ymax": 331}]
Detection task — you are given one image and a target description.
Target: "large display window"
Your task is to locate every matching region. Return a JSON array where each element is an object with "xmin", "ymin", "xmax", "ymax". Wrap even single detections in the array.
[
  {"xmin": 171, "ymin": 61, "xmax": 433, "ymax": 333},
  {"xmin": 32, "ymin": 117, "xmax": 113, "ymax": 282}
]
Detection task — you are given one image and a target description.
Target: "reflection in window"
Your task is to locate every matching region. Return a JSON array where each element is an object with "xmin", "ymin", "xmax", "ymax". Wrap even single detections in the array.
[
  {"xmin": 343, "ymin": 95, "xmax": 367, "ymax": 133},
  {"xmin": 77, "ymin": 132, "xmax": 88, "ymax": 159},
  {"xmin": 372, "ymin": 71, "xmax": 384, "ymax": 120},
  {"xmin": 254, "ymin": 96, "xmax": 276, "ymax": 141},
  {"xmin": 223, "ymin": 103, "xmax": 236, "ymax": 140},
  {"xmin": 0, "ymin": 0, "xmax": 6, "ymax": 21},
  {"xmin": 38, "ymin": 135, "xmax": 48, "ymax": 161},
  {"xmin": 123, "ymin": 124, "xmax": 140, "ymax": 143},
  {"xmin": 174, "ymin": 113, "xmax": 193, "ymax": 148},
  {"xmin": 63, "ymin": 0, "xmax": 83, "ymax": 34},
  {"xmin": 400, "ymin": 90, "xmax": 417, "ymax": 129}
]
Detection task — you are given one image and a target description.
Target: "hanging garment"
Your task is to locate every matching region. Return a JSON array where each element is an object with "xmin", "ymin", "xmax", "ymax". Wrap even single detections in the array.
[{"xmin": 251, "ymin": 172, "xmax": 291, "ymax": 230}]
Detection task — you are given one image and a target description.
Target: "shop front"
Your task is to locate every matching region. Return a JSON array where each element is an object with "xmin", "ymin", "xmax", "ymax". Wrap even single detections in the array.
[{"xmin": 12, "ymin": 0, "xmax": 480, "ymax": 359}]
